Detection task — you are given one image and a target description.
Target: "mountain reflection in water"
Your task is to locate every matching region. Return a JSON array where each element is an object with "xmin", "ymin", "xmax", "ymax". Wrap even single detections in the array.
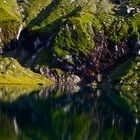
[{"xmin": 0, "ymin": 85, "xmax": 139, "ymax": 140}]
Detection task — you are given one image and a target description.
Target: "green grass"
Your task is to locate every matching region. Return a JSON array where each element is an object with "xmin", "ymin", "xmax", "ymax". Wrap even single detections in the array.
[
  {"xmin": 0, "ymin": 0, "xmax": 20, "ymax": 20},
  {"xmin": 26, "ymin": 0, "xmax": 96, "ymax": 30},
  {"xmin": 0, "ymin": 0, "xmax": 22, "ymax": 47},
  {"xmin": 19, "ymin": 0, "xmax": 51, "ymax": 23},
  {"xmin": 0, "ymin": 57, "xmax": 53, "ymax": 85}
]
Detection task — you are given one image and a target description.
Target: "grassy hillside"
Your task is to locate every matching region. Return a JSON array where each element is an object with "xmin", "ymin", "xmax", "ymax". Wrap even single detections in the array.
[
  {"xmin": 0, "ymin": 56, "xmax": 53, "ymax": 85},
  {"xmin": 0, "ymin": 0, "xmax": 20, "ymax": 19},
  {"xmin": 18, "ymin": 0, "xmax": 52, "ymax": 23},
  {"xmin": 0, "ymin": 0, "xmax": 21, "ymax": 47}
]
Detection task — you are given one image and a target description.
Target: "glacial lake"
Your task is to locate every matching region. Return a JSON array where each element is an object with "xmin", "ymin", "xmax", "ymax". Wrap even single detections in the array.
[{"xmin": 0, "ymin": 84, "xmax": 139, "ymax": 140}]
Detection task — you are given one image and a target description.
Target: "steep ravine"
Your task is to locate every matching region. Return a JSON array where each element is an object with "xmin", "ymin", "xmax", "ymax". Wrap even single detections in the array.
[{"xmin": 0, "ymin": 0, "xmax": 140, "ymax": 88}]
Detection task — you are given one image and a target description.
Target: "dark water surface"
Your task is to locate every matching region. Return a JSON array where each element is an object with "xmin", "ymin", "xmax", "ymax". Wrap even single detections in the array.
[{"xmin": 0, "ymin": 85, "xmax": 139, "ymax": 140}]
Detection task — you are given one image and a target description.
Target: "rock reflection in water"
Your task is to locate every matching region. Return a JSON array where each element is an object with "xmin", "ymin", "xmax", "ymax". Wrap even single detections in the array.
[{"xmin": 0, "ymin": 85, "xmax": 139, "ymax": 140}]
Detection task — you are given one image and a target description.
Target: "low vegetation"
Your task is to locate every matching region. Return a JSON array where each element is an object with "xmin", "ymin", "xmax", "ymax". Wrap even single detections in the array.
[
  {"xmin": 0, "ymin": 56, "xmax": 53, "ymax": 85},
  {"xmin": 0, "ymin": 0, "xmax": 21, "ymax": 47}
]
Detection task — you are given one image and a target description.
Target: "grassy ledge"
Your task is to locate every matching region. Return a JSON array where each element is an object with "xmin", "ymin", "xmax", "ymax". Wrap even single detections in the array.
[{"xmin": 0, "ymin": 57, "xmax": 54, "ymax": 85}]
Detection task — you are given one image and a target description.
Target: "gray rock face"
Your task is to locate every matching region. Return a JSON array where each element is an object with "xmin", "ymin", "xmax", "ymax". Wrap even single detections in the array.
[
  {"xmin": 17, "ymin": 25, "xmax": 23, "ymax": 40},
  {"xmin": 40, "ymin": 67, "xmax": 50, "ymax": 76},
  {"xmin": 138, "ymin": 50, "xmax": 140, "ymax": 55},
  {"xmin": 34, "ymin": 37, "xmax": 41, "ymax": 50},
  {"xmin": 39, "ymin": 67, "xmax": 81, "ymax": 84},
  {"xmin": 0, "ymin": 47, "xmax": 3, "ymax": 54},
  {"xmin": 97, "ymin": 74, "xmax": 102, "ymax": 82},
  {"xmin": 71, "ymin": 74, "xmax": 81, "ymax": 84}
]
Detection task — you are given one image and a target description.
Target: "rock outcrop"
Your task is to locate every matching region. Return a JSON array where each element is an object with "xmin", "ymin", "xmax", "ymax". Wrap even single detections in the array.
[{"xmin": 40, "ymin": 67, "xmax": 82, "ymax": 84}]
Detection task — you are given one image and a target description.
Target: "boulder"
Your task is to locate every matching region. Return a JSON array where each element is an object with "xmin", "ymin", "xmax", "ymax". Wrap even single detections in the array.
[
  {"xmin": 71, "ymin": 74, "xmax": 81, "ymax": 84},
  {"xmin": 0, "ymin": 47, "xmax": 3, "ymax": 54}
]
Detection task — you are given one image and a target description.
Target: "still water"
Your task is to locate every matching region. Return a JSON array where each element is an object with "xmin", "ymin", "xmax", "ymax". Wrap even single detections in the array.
[{"xmin": 0, "ymin": 84, "xmax": 139, "ymax": 140}]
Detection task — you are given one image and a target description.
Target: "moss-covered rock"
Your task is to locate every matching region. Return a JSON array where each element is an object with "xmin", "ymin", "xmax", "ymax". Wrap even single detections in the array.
[{"xmin": 21, "ymin": 0, "xmax": 138, "ymax": 57}]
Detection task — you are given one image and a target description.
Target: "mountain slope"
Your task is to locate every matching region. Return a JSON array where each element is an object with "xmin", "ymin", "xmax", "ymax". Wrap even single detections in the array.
[
  {"xmin": 17, "ymin": 0, "xmax": 140, "ymax": 84},
  {"xmin": 0, "ymin": 0, "xmax": 140, "ymax": 85},
  {"xmin": 0, "ymin": 0, "xmax": 21, "ymax": 47}
]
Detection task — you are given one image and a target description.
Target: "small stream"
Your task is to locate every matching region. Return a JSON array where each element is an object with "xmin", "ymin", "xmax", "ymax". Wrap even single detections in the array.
[{"xmin": 0, "ymin": 85, "xmax": 139, "ymax": 140}]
